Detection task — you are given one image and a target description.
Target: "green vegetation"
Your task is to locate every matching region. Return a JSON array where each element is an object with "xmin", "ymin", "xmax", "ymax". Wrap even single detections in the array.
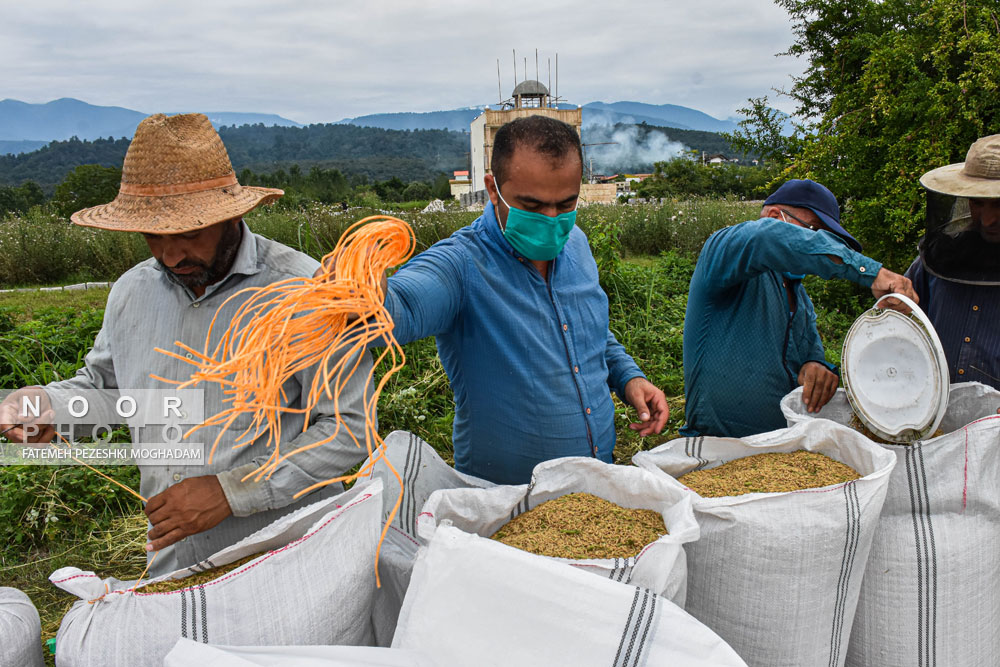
[
  {"xmin": 772, "ymin": 0, "xmax": 1000, "ymax": 271},
  {"xmin": 635, "ymin": 160, "xmax": 780, "ymax": 200},
  {"xmin": 0, "ymin": 199, "xmax": 871, "ymax": 652}
]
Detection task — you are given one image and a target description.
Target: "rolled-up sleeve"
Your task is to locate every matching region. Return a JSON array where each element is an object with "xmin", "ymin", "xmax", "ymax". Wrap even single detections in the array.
[{"xmin": 216, "ymin": 349, "xmax": 374, "ymax": 516}]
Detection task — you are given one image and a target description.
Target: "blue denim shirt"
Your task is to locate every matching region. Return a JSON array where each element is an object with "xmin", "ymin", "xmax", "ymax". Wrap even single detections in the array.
[
  {"xmin": 905, "ymin": 257, "xmax": 1000, "ymax": 390},
  {"xmin": 385, "ymin": 202, "xmax": 644, "ymax": 484},
  {"xmin": 682, "ymin": 218, "xmax": 881, "ymax": 438}
]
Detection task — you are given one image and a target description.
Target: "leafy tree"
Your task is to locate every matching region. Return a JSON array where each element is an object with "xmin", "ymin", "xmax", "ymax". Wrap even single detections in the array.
[
  {"xmin": 635, "ymin": 159, "xmax": 778, "ymax": 199},
  {"xmin": 777, "ymin": 0, "xmax": 1000, "ymax": 269},
  {"xmin": 0, "ymin": 181, "xmax": 45, "ymax": 215},
  {"xmin": 722, "ymin": 96, "xmax": 791, "ymax": 164},
  {"xmin": 402, "ymin": 181, "xmax": 432, "ymax": 202},
  {"xmin": 431, "ymin": 173, "xmax": 452, "ymax": 200},
  {"xmin": 51, "ymin": 165, "xmax": 122, "ymax": 218}
]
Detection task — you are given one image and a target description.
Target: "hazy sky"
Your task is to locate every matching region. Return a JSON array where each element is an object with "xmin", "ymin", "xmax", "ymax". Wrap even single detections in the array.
[{"xmin": 2, "ymin": 0, "xmax": 807, "ymax": 124}]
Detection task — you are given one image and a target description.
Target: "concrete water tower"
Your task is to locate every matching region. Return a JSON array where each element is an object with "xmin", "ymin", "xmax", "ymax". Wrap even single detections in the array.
[{"xmin": 468, "ymin": 60, "xmax": 582, "ymax": 194}]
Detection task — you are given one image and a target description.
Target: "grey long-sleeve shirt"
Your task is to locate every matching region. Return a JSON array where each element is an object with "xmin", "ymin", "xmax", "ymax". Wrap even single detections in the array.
[{"xmin": 44, "ymin": 222, "xmax": 373, "ymax": 574}]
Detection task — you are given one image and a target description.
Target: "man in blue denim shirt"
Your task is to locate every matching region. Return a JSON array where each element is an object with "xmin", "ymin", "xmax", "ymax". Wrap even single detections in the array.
[
  {"xmin": 682, "ymin": 179, "xmax": 918, "ymax": 438},
  {"xmin": 382, "ymin": 116, "xmax": 667, "ymax": 484}
]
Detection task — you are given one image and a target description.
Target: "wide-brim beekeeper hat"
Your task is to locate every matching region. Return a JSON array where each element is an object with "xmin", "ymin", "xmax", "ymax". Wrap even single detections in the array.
[
  {"xmin": 920, "ymin": 134, "xmax": 1000, "ymax": 197},
  {"xmin": 71, "ymin": 113, "xmax": 283, "ymax": 233}
]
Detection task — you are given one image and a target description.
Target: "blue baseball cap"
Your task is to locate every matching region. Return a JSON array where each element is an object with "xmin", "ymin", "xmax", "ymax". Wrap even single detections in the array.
[{"xmin": 763, "ymin": 179, "xmax": 862, "ymax": 252}]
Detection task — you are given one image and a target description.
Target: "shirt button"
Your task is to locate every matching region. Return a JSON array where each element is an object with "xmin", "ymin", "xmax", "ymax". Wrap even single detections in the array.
[
  {"xmin": 958, "ymin": 369, "xmax": 965, "ymax": 375},
  {"xmin": 973, "ymin": 305, "xmax": 979, "ymax": 311},
  {"xmin": 562, "ymin": 324, "xmax": 568, "ymax": 331},
  {"xmin": 573, "ymin": 366, "xmax": 579, "ymax": 373},
  {"xmin": 586, "ymin": 407, "xmax": 591, "ymax": 415},
  {"xmin": 192, "ymin": 302, "xmax": 201, "ymax": 308},
  {"xmin": 186, "ymin": 352, "xmax": 193, "ymax": 359},
  {"xmin": 173, "ymin": 473, "xmax": 183, "ymax": 481},
  {"xmin": 965, "ymin": 337, "xmax": 971, "ymax": 343},
  {"xmin": 859, "ymin": 266, "xmax": 866, "ymax": 273}
]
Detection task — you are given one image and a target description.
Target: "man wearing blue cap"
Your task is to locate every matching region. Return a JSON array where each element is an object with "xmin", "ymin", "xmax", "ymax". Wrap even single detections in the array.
[{"xmin": 681, "ymin": 179, "xmax": 918, "ymax": 438}]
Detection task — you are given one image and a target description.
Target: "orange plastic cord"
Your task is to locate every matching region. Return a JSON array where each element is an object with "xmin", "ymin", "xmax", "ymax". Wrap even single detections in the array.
[{"xmin": 154, "ymin": 216, "xmax": 416, "ymax": 585}]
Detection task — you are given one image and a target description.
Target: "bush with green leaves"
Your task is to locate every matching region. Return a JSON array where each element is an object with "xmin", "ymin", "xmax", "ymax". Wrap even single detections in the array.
[{"xmin": 777, "ymin": 0, "xmax": 1000, "ymax": 270}]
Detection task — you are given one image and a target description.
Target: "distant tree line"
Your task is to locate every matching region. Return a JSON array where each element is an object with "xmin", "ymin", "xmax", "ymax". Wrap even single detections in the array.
[
  {"xmin": 0, "ymin": 162, "xmax": 455, "ymax": 219},
  {"xmin": 634, "ymin": 158, "xmax": 779, "ymax": 200},
  {"xmin": 0, "ymin": 123, "xmax": 470, "ymax": 190}
]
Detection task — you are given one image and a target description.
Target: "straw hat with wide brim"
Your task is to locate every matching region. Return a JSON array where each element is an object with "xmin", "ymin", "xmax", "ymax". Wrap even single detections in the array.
[
  {"xmin": 71, "ymin": 113, "xmax": 283, "ymax": 234},
  {"xmin": 920, "ymin": 133, "xmax": 1000, "ymax": 198}
]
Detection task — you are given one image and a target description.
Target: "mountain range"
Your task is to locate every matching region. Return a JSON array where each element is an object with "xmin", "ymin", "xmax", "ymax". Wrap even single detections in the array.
[
  {"xmin": 0, "ymin": 97, "xmax": 747, "ymax": 154},
  {"xmin": 334, "ymin": 101, "xmax": 742, "ymax": 134},
  {"xmin": 0, "ymin": 98, "xmax": 301, "ymax": 146}
]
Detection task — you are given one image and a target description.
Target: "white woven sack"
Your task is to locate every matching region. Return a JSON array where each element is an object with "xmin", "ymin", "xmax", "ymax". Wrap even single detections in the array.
[
  {"xmin": 781, "ymin": 382, "xmax": 1000, "ymax": 667},
  {"xmin": 417, "ymin": 456, "xmax": 699, "ymax": 606},
  {"xmin": 393, "ymin": 523, "xmax": 747, "ymax": 667},
  {"xmin": 632, "ymin": 420, "xmax": 895, "ymax": 667},
  {"xmin": 49, "ymin": 479, "xmax": 383, "ymax": 667},
  {"xmin": 164, "ymin": 637, "xmax": 439, "ymax": 666},
  {"xmin": 361, "ymin": 431, "xmax": 493, "ymax": 646},
  {"xmin": 0, "ymin": 587, "xmax": 44, "ymax": 667}
]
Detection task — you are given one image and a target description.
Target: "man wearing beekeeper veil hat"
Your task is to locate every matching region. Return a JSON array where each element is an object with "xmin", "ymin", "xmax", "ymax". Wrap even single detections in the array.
[{"xmin": 906, "ymin": 134, "xmax": 1000, "ymax": 390}]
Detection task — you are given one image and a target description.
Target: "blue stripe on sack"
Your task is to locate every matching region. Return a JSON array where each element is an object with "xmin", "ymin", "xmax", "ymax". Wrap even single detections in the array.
[
  {"xmin": 916, "ymin": 442, "xmax": 938, "ymax": 666},
  {"xmin": 200, "ymin": 585, "xmax": 208, "ymax": 643},
  {"xmin": 402, "ymin": 434, "xmax": 416, "ymax": 533},
  {"xmin": 180, "ymin": 586, "xmax": 188, "ymax": 639},
  {"xmin": 619, "ymin": 589, "xmax": 652, "ymax": 667},
  {"xmin": 629, "ymin": 591, "xmax": 657, "ymax": 667},
  {"xmin": 188, "ymin": 587, "xmax": 198, "ymax": 643},
  {"xmin": 829, "ymin": 480, "xmax": 860, "ymax": 667},
  {"xmin": 906, "ymin": 443, "xmax": 937, "ymax": 667},
  {"xmin": 613, "ymin": 588, "xmax": 643, "ymax": 667}
]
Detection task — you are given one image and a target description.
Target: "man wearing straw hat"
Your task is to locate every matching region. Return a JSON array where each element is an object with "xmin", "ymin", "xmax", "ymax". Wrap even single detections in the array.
[
  {"xmin": 0, "ymin": 113, "xmax": 372, "ymax": 575},
  {"xmin": 906, "ymin": 134, "xmax": 1000, "ymax": 391}
]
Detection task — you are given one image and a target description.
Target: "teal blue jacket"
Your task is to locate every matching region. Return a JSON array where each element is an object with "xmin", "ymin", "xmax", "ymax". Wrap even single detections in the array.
[{"xmin": 681, "ymin": 218, "xmax": 881, "ymax": 437}]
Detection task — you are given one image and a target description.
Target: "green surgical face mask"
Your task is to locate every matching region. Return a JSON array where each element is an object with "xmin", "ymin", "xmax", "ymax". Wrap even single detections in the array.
[{"xmin": 495, "ymin": 187, "xmax": 578, "ymax": 261}]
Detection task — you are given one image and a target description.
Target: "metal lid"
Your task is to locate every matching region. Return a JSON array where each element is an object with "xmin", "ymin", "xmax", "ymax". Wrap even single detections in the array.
[{"xmin": 841, "ymin": 293, "xmax": 950, "ymax": 442}]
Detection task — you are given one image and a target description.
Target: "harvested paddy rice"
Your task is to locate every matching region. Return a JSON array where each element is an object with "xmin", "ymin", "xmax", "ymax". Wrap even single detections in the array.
[
  {"xmin": 848, "ymin": 414, "xmax": 944, "ymax": 444},
  {"xmin": 136, "ymin": 552, "xmax": 264, "ymax": 593},
  {"xmin": 678, "ymin": 450, "xmax": 860, "ymax": 498},
  {"xmin": 490, "ymin": 492, "xmax": 666, "ymax": 559}
]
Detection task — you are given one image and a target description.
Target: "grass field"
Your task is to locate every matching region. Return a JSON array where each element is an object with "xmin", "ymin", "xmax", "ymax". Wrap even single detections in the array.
[{"xmin": 0, "ymin": 200, "xmax": 871, "ymax": 661}]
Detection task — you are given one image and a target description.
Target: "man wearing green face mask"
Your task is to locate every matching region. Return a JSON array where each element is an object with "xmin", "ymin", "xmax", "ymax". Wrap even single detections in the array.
[{"xmin": 374, "ymin": 115, "xmax": 668, "ymax": 485}]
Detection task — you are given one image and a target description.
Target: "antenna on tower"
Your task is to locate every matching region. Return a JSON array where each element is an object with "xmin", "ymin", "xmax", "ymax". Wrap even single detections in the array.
[
  {"xmin": 555, "ymin": 53, "xmax": 559, "ymax": 103},
  {"xmin": 512, "ymin": 49, "xmax": 517, "ymax": 89},
  {"xmin": 535, "ymin": 48, "xmax": 539, "ymax": 83},
  {"xmin": 497, "ymin": 59, "xmax": 503, "ymax": 106},
  {"xmin": 547, "ymin": 58, "xmax": 551, "ymax": 108}
]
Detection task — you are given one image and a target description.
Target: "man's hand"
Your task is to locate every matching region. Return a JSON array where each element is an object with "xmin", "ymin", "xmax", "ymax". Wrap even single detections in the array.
[
  {"xmin": 623, "ymin": 377, "xmax": 669, "ymax": 436},
  {"xmin": 798, "ymin": 361, "xmax": 839, "ymax": 413},
  {"xmin": 870, "ymin": 268, "xmax": 919, "ymax": 313},
  {"xmin": 145, "ymin": 475, "xmax": 233, "ymax": 552},
  {"xmin": 0, "ymin": 387, "xmax": 55, "ymax": 445}
]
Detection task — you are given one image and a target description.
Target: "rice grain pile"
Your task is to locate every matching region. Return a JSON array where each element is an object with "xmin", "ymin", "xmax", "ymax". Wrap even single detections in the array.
[
  {"xmin": 678, "ymin": 450, "xmax": 860, "ymax": 498},
  {"xmin": 135, "ymin": 552, "xmax": 264, "ymax": 593},
  {"xmin": 848, "ymin": 415, "xmax": 944, "ymax": 444},
  {"xmin": 490, "ymin": 492, "xmax": 666, "ymax": 559}
]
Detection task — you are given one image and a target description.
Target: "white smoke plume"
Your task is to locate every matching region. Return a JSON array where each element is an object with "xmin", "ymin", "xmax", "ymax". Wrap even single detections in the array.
[{"xmin": 582, "ymin": 113, "xmax": 689, "ymax": 174}]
